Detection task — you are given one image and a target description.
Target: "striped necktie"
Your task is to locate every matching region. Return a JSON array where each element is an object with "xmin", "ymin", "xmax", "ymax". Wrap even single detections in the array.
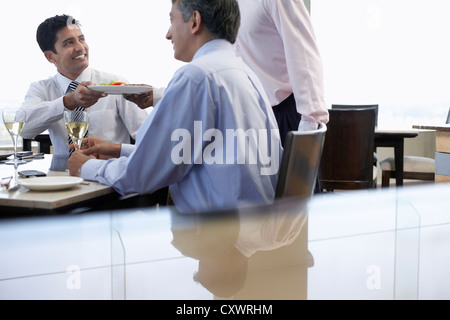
[
  {"xmin": 67, "ymin": 80, "xmax": 80, "ymax": 94},
  {"xmin": 66, "ymin": 81, "xmax": 88, "ymax": 155}
]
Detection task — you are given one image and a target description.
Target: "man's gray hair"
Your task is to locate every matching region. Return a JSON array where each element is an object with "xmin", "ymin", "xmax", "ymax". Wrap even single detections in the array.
[{"xmin": 171, "ymin": 0, "xmax": 240, "ymax": 44}]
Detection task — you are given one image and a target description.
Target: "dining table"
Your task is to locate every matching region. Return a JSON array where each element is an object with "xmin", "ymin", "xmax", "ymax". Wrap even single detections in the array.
[
  {"xmin": 412, "ymin": 124, "xmax": 450, "ymax": 182},
  {"xmin": 0, "ymin": 153, "xmax": 167, "ymax": 218},
  {"xmin": 374, "ymin": 129, "xmax": 419, "ymax": 186}
]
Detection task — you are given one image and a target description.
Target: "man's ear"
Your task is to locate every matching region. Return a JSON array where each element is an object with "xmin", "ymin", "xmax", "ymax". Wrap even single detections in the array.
[
  {"xmin": 44, "ymin": 50, "xmax": 56, "ymax": 64},
  {"xmin": 191, "ymin": 10, "xmax": 202, "ymax": 34}
]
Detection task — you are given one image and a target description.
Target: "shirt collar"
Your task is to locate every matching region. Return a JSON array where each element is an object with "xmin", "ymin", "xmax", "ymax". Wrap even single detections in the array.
[
  {"xmin": 193, "ymin": 39, "xmax": 233, "ymax": 61},
  {"xmin": 56, "ymin": 68, "xmax": 92, "ymax": 93}
]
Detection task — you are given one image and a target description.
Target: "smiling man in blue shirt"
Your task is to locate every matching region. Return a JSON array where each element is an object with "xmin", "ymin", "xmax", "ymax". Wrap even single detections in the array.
[{"xmin": 68, "ymin": 0, "xmax": 282, "ymax": 213}]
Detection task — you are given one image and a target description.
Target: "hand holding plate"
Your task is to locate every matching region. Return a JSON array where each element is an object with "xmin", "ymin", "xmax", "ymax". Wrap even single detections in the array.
[{"xmin": 123, "ymin": 84, "xmax": 154, "ymax": 109}]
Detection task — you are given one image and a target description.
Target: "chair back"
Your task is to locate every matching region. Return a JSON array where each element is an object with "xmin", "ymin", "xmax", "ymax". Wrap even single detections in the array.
[
  {"xmin": 22, "ymin": 134, "xmax": 52, "ymax": 154},
  {"xmin": 332, "ymin": 104, "xmax": 378, "ymax": 128},
  {"xmin": 320, "ymin": 108, "xmax": 376, "ymax": 190},
  {"xmin": 275, "ymin": 123, "xmax": 327, "ymax": 198}
]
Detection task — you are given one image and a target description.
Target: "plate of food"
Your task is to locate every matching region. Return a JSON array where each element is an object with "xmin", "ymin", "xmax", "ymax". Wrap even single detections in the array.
[
  {"xmin": 20, "ymin": 176, "xmax": 84, "ymax": 191},
  {"xmin": 88, "ymin": 81, "xmax": 153, "ymax": 95}
]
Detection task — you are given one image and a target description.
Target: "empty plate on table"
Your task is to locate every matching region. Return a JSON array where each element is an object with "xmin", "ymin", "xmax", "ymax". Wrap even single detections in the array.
[
  {"xmin": 0, "ymin": 151, "xmax": 13, "ymax": 161},
  {"xmin": 20, "ymin": 176, "xmax": 84, "ymax": 191},
  {"xmin": 87, "ymin": 85, "xmax": 153, "ymax": 95}
]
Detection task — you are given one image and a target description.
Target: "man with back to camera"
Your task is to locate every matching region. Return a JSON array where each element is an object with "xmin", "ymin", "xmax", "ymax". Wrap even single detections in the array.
[
  {"xmin": 68, "ymin": 0, "xmax": 283, "ymax": 213},
  {"xmin": 235, "ymin": 0, "xmax": 329, "ymax": 146},
  {"xmin": 19, "ymin": 14, "xmax": 163, "ymax": 157}
]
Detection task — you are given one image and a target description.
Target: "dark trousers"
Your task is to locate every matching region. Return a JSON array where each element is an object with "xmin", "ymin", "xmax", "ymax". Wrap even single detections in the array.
[
  {"xmin": 272, "ymin": 94, "xmax": 322, "ymax": 194},
  {"xmin": 272, "ymin": 94, "xmax": 301, "ymax": 148}
]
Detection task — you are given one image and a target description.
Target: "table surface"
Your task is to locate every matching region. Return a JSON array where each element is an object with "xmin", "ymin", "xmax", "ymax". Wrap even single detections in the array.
[
  {"xmin": 413, "ymin": 124, "xmax": 450, "ymax": 131},
  {"xmin": 0, "ymin": 155, "xmax": 114, "ymax": 212},
  {"xmin": 1, "ymin": 182, "xmax": 450, "ymax": 300},
  {"xmin": 375, "ymin": 128, "xmax": 419, "ymax": 137}
]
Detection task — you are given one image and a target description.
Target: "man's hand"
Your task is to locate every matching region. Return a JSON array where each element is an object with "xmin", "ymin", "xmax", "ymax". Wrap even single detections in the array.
[
  {"xmin": 124, "ymin": 84, "xmax": 153, "ymax": 109},
  {"xmin": 71, "ymin": 136, "xmax": 122, "ymax": 160},
  {"xmin": 64, "ymin": 81, "xmax": 108, "ymax": 110},
  {"xmin": 68, "ymin": 136, "xmax": 122, "ymax": 177},
  {"xmin": 68, "ymin": 150, "xmax": 95, "ymax": 176}
]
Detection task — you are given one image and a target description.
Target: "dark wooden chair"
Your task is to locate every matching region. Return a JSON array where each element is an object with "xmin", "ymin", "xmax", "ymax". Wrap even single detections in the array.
[
  {"xmin": 319, "ymin": 108, "xmax": 377, "ymax": 191},
  {"xmin": 22, "ymin": 134, "xmax": 52, "ymax": 154},
  {"xmin": 332, "ymin": 104, "xmax": 379, "ymax": 166},
  {"xmin": 332, "ymin": 104, "xmax": 378, "ymax": 128},
  {"xmin": 276, "ymin": 123, "xmax": 327, "ymax": 199}
]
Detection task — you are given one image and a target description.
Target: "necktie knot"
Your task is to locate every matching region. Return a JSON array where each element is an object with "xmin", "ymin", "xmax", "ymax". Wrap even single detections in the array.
[{"xmin": 66, "ymin": 81, "xmax": 80, "ymax": 94}]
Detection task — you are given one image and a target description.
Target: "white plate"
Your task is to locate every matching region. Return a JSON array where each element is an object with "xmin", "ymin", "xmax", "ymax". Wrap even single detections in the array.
[
  {"xmin": 88, "ymin": 85, "xmax": 153, "ymax": 95},
  {"xmin": 20, "ymin": 176, "xmax": 84, "ymax": 191}
]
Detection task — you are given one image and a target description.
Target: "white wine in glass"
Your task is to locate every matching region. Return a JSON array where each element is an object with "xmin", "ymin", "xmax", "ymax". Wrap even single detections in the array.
[
  {"xmin": 64, "ymin": 110, "xmax": 89, "ymax": 151},
  {"xmin": 2, "ymin": 108, "xmax": 26, "ymax": 165}
]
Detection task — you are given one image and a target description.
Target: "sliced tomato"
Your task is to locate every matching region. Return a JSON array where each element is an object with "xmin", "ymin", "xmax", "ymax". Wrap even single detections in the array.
[{"xmin": 111, "ymin": 81, "xmax": 128, "ymax": 86}]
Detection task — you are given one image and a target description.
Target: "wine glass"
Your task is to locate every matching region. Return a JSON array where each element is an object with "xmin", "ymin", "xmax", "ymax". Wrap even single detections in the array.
[
  {"xmin": 2, "ymin": 108, "xmax": 26, "ymax": 165},
  {"xmin": 64, "ymin": 110, "xmax": 89, "ymax": 152}
]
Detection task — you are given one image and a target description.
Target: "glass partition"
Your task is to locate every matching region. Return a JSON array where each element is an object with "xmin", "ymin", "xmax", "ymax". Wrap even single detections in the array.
[{"xmin": 2, "ymin": 184, "xmax": 450, "ymax": 299}]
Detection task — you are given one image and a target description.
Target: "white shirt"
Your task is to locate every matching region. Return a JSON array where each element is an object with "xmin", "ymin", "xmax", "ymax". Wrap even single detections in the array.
[
  {"xmin": 20, "ymin": 68, "xmax": 150, "ymax": 156},
  {"xmin": 235, "ymin": 207, "xmax": 308, "ymax": 258},
  {"xmin": 82, "ymin": 40, "xmax": 283, "ymax": 213},
  {"xmin": 235, "ymin": 0, "xmax": 329, "ymax": 129}
]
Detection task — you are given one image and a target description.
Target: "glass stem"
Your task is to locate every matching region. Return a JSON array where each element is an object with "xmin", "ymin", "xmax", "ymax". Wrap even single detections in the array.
[
  {"xmin": 13, "ymin": 160, "xmax": 19, "ymax": 187},
  {"xmin": 13, "ymin": 135, "xmax": 18, "ymax": 161},
  {"xmin": 12, "ymin": 135, "xmax": 19, "ymax": 186},
  {"xmin": 75, "ymin": 139, "xmax": 82, "ymax": 151}
]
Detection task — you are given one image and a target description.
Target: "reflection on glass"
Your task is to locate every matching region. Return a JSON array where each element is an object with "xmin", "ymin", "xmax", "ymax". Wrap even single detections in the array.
[
  {"xmin": 171, "ymin": 198, "xmax": 309, "ymax": 299},
  {"xmin": 394, "ymin": 199, "xmax": 421, "ymax": 300}
]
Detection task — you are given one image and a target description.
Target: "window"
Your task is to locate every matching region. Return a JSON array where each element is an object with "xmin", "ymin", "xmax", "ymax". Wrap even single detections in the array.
[
  {"xmin": 0, "ymin": 1, "xmax": 184, "ymax": 146},
  {"xmin": 311, "ymin": 0, "xmax": 450, "ymax": 129}
]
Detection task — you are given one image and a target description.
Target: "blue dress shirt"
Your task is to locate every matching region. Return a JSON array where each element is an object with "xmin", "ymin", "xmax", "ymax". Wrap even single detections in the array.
[{"xmin": 82, "ymin": 40, "xmax": 282, "ymax": 213}]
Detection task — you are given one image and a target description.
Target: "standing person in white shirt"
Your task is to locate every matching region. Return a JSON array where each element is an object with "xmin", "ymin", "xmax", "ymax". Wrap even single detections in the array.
[
  {"xmin": 68, "ymin": 0, "xmax": 282, "ymax": 214},
  {"xmin": 235, "ymin": 0, "xmax": 329, "ymax": 146},
  {"xmin": 19, "ymin": 15, "xmax": 161, "ymax": 157}
]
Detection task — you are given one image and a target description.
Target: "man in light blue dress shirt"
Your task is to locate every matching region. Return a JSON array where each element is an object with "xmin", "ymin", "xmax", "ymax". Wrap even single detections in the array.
[{"xmin": 68, "ymin": 0, "xmax": 282, "ymax": 213}]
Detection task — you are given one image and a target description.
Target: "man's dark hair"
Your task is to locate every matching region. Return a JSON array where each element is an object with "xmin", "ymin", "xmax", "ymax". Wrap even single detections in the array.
[
  {"xmin": 172, "ymin": 0, "xmax": 240, "ymax": 44},
  {"xmin": 36, "ymin": 14, "xmax": 81, "ymax": 53}
]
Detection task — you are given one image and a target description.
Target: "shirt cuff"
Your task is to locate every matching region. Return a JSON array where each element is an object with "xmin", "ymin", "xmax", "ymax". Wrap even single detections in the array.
[
  {"xmin": 298, "ymin": 120, "xmax": 319, "ymax": 131},
  {"xmin": 81, "ymin": 158, "xmax": 104, "ymax": 181},
  {"xmin": 121, "ymin": 144, "xmax": 136, "ymax": 157}
]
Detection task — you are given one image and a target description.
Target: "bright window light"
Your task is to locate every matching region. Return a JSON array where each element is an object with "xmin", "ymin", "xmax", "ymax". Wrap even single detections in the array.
[
  {"xmin": 0, "ymin": 1, "xmax": 184, "ymax": 145},
  {"xmin": 311, "ymin": 0, "xmax": 450, "ymax": 129}
]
